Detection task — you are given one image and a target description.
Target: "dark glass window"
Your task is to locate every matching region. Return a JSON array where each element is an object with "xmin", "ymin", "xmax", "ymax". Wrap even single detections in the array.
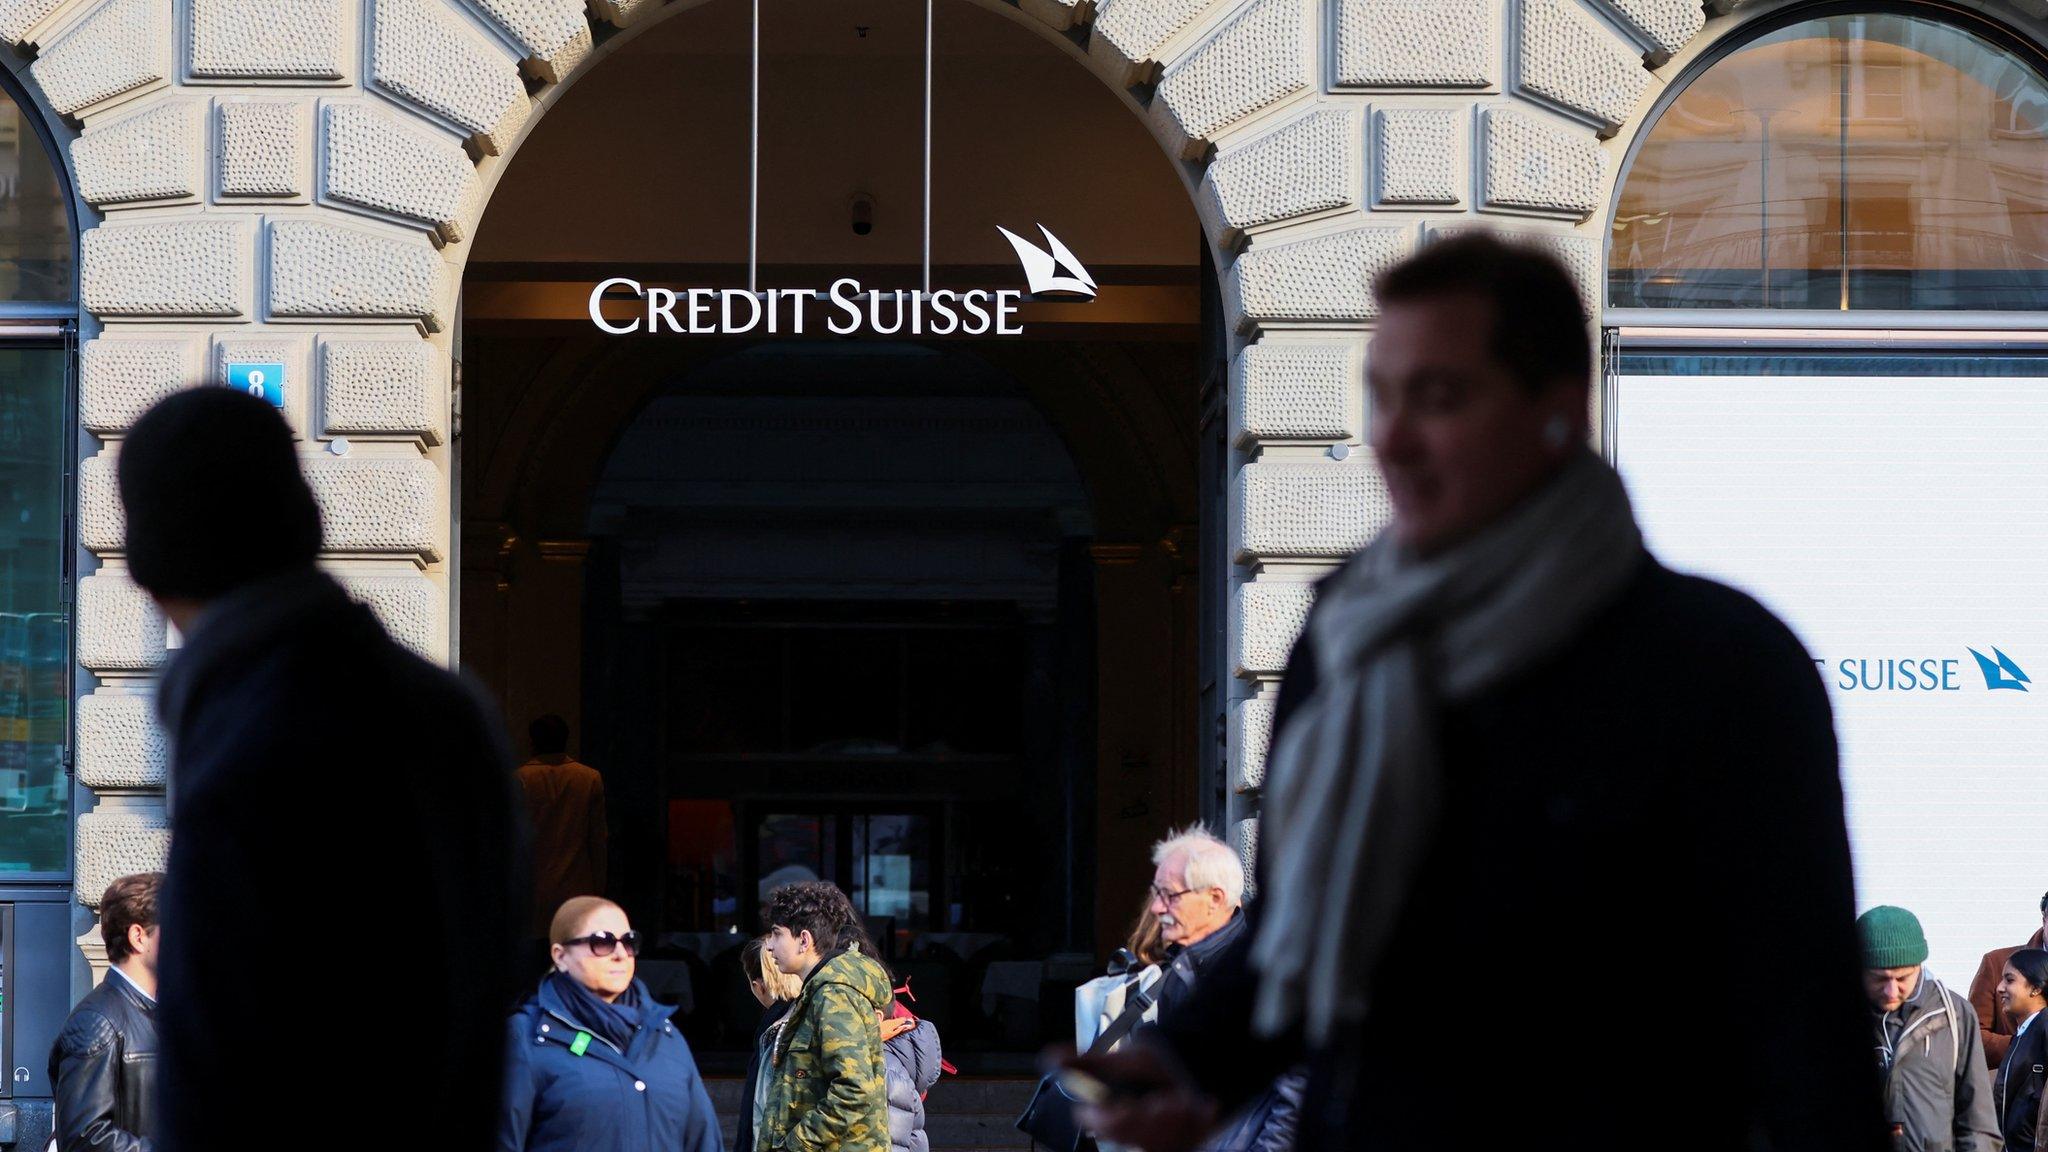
[
  {"xmin": 1612, "ymin": 12, "xmax": 2048, "ymax": 310},
  {"xmin": 0, "ymin": 348, "xmax": 71, "ymax": 875}
]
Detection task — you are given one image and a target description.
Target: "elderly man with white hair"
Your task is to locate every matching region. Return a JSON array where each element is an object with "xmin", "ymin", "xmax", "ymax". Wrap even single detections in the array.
[
  {"xmin": 1148, "ymin": 826, "xmax": 1247, "ymax": 1015},
  {"xmin": 1146, "ymin": 826, "xmax": 1302, "ymax": 1152}
]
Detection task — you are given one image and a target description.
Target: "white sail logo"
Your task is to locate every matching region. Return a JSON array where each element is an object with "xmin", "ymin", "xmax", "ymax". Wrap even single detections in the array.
[{"xmin": 998, "ymin": 225, "xmax": 1099, "ymax": 299}]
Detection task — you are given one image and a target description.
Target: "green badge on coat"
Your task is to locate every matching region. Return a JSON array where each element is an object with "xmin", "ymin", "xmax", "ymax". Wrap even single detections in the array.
[{"xmin": 570, "ymin": 1031, "xmax": 592, "ymax": 1056}]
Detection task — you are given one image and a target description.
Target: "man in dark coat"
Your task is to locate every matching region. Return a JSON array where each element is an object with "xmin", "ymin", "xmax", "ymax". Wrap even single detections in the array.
[
  {"xmin": 1072, "ymin": 235, "xmax": 1884, "ymax": 1152},
  {"xmin": 118, "ymin": 389, "xmax": 525, "ymax": 1152},
  {"xmin": 49, "ymin": 873, "xmax": 162, "ymax": 1152}
]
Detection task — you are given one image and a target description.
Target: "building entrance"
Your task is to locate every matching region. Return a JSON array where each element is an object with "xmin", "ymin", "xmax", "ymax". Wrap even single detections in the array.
[{"xmin": 455, "ymin": 0, "xmax": 1212, "ymax": 1067}]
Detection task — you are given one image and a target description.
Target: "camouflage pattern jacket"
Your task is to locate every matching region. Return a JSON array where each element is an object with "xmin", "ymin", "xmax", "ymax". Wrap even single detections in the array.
[{"xmin": 758, "ymin": 947, "xmax": 894, "ymax": 1152}]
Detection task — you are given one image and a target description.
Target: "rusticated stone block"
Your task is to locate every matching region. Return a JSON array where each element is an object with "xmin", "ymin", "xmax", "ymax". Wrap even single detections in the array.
[
  {"xmin": 340, "ymin": 573, "xmax": 446, "ymax": 660},
  {"xmin": 77, "ymin": 570, "xmax": 165, "ymax": 672},
  {"xmin": 468, "ymin": 0, "xmax": 593, "ymax": 82},
  {"xmin": 1225, "ymin": 226, "xmax": 1412, "ymax": 332},
  {"xmin": 1233, "ymin": 818, "xmax": 1259, "ymax": 890},
  {"xmin": 80, "ymin": 337, "xmax": 200, "ymax": 434},
  {"xmin": 1150, "ymin": 0, "xmax": 1309, "ymax": 160},
  {"xmin": 1233, "ymin": 461, "xmax": 1389, "ymax": 560},
  {"xmin": 269, "ymin": 220, "xmax": 450, "ymax": 331},
  {"xmin": 589, "ymin": 0, "xmax": 659, "ymax": 26},
  {"xmin": 1231, "ymin": 697, "xmax": 1276, "ymax": 793},
  {"xmin": 321, "ymin": 101, "xmax": 483, "ymax": 244},
  {"xmin": 77, "ymin": 692, "xmax": 167, "ymax": 791},
  {"xmin": 218, "ymin": 99, "xmax": 311, "ymax": 199},
  {"xmin": 1089, "ymin": 0, "xmax": 1214, "ymax": 86},
  {"xmin": 1373, "ymin": 108, "xmax": 1465, "ymax": 208},
  {"xmin": 1480, "ymin": 105, "xmax": 1606, "ymax": 220},
  {"xmin": 78, "ymin": 453, "xmax": 121, "ymax": 554},
  {"xmin": 31, "ymin": 0, "xmax": 170, "ymax": 116},
  {"xmin": 72, "ymin": 98, "xmax": 203, "ymax": 207},
  {"xmin": 319, "ymin": 336, "xmax": 446, "ymax": 444},
  {"xmin": 81, "ymin": 218, "xmax": 252, "ymax": 319},
  {"xmin": 1516, "ymin": 0, "xmax": 1651, "ymax": 133},
  {"xmin": 1235, "ymin": 578, "xmax": 1316, "ymax": 677},
  {"xmin": 1334, "ymin": 0, "xmax": 1496, "ymax": 90},
  {"xmin": 1198, "ymin": 106, "xmax": 1359, "ymax": 248},
  {"xmin": 189, "ymin": 0, "xmax": 348, "ymax": 81},
  {"xmin": 1591, "ymin": 0, "xmax": 1706, "ymax": 60},
  {"xmin": 1430, "ymin": 223, "xmax": 1600, "ymax": 312},
  {"xmin": 371, "ymin": 0, "xmax": 531, "ymax": 156},
  {"xmin": 0, "ymin": 0, "xmax": 69, "ymax": 46},
  {"xmin": 303, "ymin": 456, "xmax": 445, "ymax": 560},
  {"xmin": 1020, "ymin": 0, "xmax": 1088, "ymax": 32},
  {"xmin": 1231, "ymin": 339, "xmax": 1357, "ymax": 446},
  {"xmin": 76, "ymin": 808, "xmax": 170, "ymax": 907}
]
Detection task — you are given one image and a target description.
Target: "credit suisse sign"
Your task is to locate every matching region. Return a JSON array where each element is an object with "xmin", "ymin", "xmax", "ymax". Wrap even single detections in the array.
[{"xmin": 587, "ymin": 225, "xmax": 1096, "ymax": 337}]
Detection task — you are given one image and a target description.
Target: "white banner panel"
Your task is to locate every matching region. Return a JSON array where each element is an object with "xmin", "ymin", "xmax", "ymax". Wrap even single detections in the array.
[{"xmin": 1613, "ymin": 370, "xmax": 2048, "ymax": 983}]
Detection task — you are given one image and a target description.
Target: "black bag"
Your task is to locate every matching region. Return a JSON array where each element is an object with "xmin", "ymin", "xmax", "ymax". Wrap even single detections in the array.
[{"xmin": 1016, "ymin": 978, "xmax": 1156, "ymax": 1152}]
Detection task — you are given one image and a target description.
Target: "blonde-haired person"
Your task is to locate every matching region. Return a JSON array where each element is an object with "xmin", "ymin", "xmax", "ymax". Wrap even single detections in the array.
[
  {"xmin": 738, "ymin": 936, "xmax": 801, "ymax": 1152},
  {"xmin": 500, "ymin": 896, "xmax": 722, "ymax": 1152}
]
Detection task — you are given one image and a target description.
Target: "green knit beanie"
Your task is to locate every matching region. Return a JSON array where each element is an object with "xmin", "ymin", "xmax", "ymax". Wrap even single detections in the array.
[{"xmin": 1858, "ymin": 905, "xmax": 1929, "ymax": 969}]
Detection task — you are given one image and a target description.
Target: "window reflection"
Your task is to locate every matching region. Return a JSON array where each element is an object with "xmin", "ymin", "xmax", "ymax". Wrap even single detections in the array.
[
  {"xmin": 0, "ymin": 98, "xmax": 69, "ymax": 302},
  {"xmin": 0, "ymin": 348, "xmax": 71, "ymax": 874},
  {"xmin": 1611, "ymin": 13, "xmax": 2048, "ymax": 310}
]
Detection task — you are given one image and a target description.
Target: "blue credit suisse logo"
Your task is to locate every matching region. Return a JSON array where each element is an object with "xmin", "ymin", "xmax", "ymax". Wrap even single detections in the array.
[{"xmin": 1820, "ymin": 649, "xmax": 2030, "ymax": 692}]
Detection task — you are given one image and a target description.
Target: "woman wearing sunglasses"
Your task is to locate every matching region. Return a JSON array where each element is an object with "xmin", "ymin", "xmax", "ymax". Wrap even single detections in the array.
[{"xmin": 500, "ymin": 896, "xmax": 723, "ymax": 1152}]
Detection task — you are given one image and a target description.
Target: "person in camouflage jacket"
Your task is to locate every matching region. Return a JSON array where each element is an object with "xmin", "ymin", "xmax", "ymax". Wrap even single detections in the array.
[{"xmin": 758, "ymin": 882, "xmax": 895, "ymax": 1152}]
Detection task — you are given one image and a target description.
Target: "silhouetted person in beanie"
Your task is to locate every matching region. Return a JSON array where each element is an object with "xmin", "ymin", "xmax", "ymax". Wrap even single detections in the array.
[{"xmin": 119, "ymin": 389, "xmax": 525, "ymax": 1152}]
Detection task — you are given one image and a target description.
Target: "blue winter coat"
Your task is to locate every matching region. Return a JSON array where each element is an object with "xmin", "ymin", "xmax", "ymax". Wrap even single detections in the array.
[{"xmin": 500, "ymin": 977, "xmax": 724, "ymax": 1152}]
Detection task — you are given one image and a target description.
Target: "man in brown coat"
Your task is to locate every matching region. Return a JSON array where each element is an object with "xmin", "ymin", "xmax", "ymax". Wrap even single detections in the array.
[
  {"xmin": 516, "ymin": 714, "xmax": 609, "ymax": 936},
  {"xmin": 1970, "ymin": 891, "xmax": 2048, "ymax": 1068}
]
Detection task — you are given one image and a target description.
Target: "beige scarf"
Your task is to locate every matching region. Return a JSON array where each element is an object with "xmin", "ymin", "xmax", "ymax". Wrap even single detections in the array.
[{"xmin": 1249, "ymin": 448, "xmax": 1644, "ymax": 1043}]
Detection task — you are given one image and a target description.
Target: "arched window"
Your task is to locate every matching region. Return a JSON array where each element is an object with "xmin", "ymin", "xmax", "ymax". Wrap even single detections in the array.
[
  {"xmin": 0, "ymin": 78, "xmax": 74, "ymax": 879},
  {"xmin": 1610, "ymin": 8, "xmax": 2048, "ymax": 310}
]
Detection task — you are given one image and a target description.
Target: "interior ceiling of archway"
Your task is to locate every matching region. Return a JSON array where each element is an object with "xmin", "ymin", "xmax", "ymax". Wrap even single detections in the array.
[{"xmin": 469, "ymin": 0, "xmax": 1200, "ymax": 274}]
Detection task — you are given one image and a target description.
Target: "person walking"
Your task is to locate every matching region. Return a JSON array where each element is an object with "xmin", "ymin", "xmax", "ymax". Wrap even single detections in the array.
[
  {"xmin": 500, "ymin": 896, "xmax": 722, "ymax": 1152},
  {"xmin": 117, "ymin": 388, "xmax": 524, "ymax": 1152},
  {"xmin": 48, "ymin": 873, "xmax": 162, "ymax": 1152},
  {"xmin": 1860, "ymin": 906, "xmax": 1998, "ymax": 1152},
  {"xmin": 756, "ymin": 881, "xmax": 893, "ymax": 1152},
  {"xmin": 881, "ymin": 991, "xmax": 942, "ymax": 1152},
  {"xmin": 1071, "ymin": 234, "xmax": 1882, "ymax": 1152},
  {"xmin": 1995, "ymin": 948, "xmax": 2048, "ymax": 1151},
  {"xmin": 1972, "ymin": 892, "xmax": 2048, "ymax": 1069},
  {"xmin": 517, "ymin": 714, "xmax": 609, "ymax": 938},
  {"xmin": 740, "ymin": 936, "xmax": 802, "ymax": 1152}
]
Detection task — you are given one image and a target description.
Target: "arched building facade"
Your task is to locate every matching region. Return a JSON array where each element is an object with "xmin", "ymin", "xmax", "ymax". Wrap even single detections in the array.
[{"xmin": 2, "ymin": 0, "xmax": 2046, "ymax": 1128}]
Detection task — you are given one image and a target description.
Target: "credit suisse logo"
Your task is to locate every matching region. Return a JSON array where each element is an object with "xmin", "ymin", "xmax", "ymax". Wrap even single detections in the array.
[{"xmin": 1818, "ymin": 649, "xmax": 2031, "ymax": 693}]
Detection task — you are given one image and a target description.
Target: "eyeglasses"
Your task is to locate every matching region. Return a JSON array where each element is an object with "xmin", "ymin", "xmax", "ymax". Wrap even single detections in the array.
[
  {"xmin": 563, "ymin": 930, "xmax": 640, "ymax": 958},
  {"xmin": 1149, "ymin": 884, "xmax": 1196, "ymax": 906}
]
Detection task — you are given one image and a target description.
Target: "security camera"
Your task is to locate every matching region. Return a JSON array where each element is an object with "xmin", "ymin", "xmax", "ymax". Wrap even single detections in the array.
[{"xmin": 851, "ymin": 193, "xmax": 875, "ymax": 237}]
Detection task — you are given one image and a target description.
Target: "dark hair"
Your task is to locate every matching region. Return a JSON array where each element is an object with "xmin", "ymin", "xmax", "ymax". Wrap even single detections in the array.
[
  {"xmin": 101, "ymin": 872, "xmax": 163, "ymax": 965},
  {"xmin": 529, "ymin": 714, "xmax": 569, "ymax": 755},
  {"xmin": 762, "ymin": 880, "xmax": 859, "ymax": 949},
  {"xmin": 118, "ymin": 389, "xmax": 322, "ymax": 602},
  {"xmin": 1374, "ymin": 233, "xmax": 1592, "ymax": 395},
  {"xmin": 741, "ymin": 936, "xmax": 765, "ymax": 982},
  {"xmin": 2038, "ymin": 890, "xmax": 2047, "ymax": 915},
  {"xmin": 2009, "ymin": 949, "xmax": 2048, "ymax": 996}
]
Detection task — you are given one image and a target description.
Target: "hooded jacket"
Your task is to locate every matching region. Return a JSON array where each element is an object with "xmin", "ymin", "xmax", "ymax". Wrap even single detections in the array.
[
  {"xmin": 1875, "ymin": 971, "xmax": 2000, "ymax": 1152},
  {"xmin": 499, "ymin": 976, "xmax": 722, "ymax": 1152},
  {"xmin": 758, "ymin": 948, "xmax": 895, "ymax": 1152},
  {"xmin": 883, "ymin": 1016, "xmax": 943, "ymax": 1152}
]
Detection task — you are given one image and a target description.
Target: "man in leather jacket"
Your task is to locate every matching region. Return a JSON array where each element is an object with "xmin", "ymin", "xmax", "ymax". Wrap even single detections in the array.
[{"xmin": 49, "ymin": 873, "xmax": 162, "ymax": 1152}]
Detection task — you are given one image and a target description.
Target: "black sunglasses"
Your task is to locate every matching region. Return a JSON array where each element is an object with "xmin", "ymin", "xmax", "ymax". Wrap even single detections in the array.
[{"xmin": 563, "ymin": 930, "xmax": 640, "ymax": 958}]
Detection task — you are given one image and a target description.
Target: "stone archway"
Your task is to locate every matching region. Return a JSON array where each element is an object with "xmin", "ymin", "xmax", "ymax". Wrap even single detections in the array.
[{"xmin": 24, "ymin": 0, "xmax": 1771, "ymax": 937}]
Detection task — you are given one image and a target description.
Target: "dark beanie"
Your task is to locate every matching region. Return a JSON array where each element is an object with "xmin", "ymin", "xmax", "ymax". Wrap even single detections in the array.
[{"xmin": 118, "ymin": 388, "xmax": 322, "ymax": 602}]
